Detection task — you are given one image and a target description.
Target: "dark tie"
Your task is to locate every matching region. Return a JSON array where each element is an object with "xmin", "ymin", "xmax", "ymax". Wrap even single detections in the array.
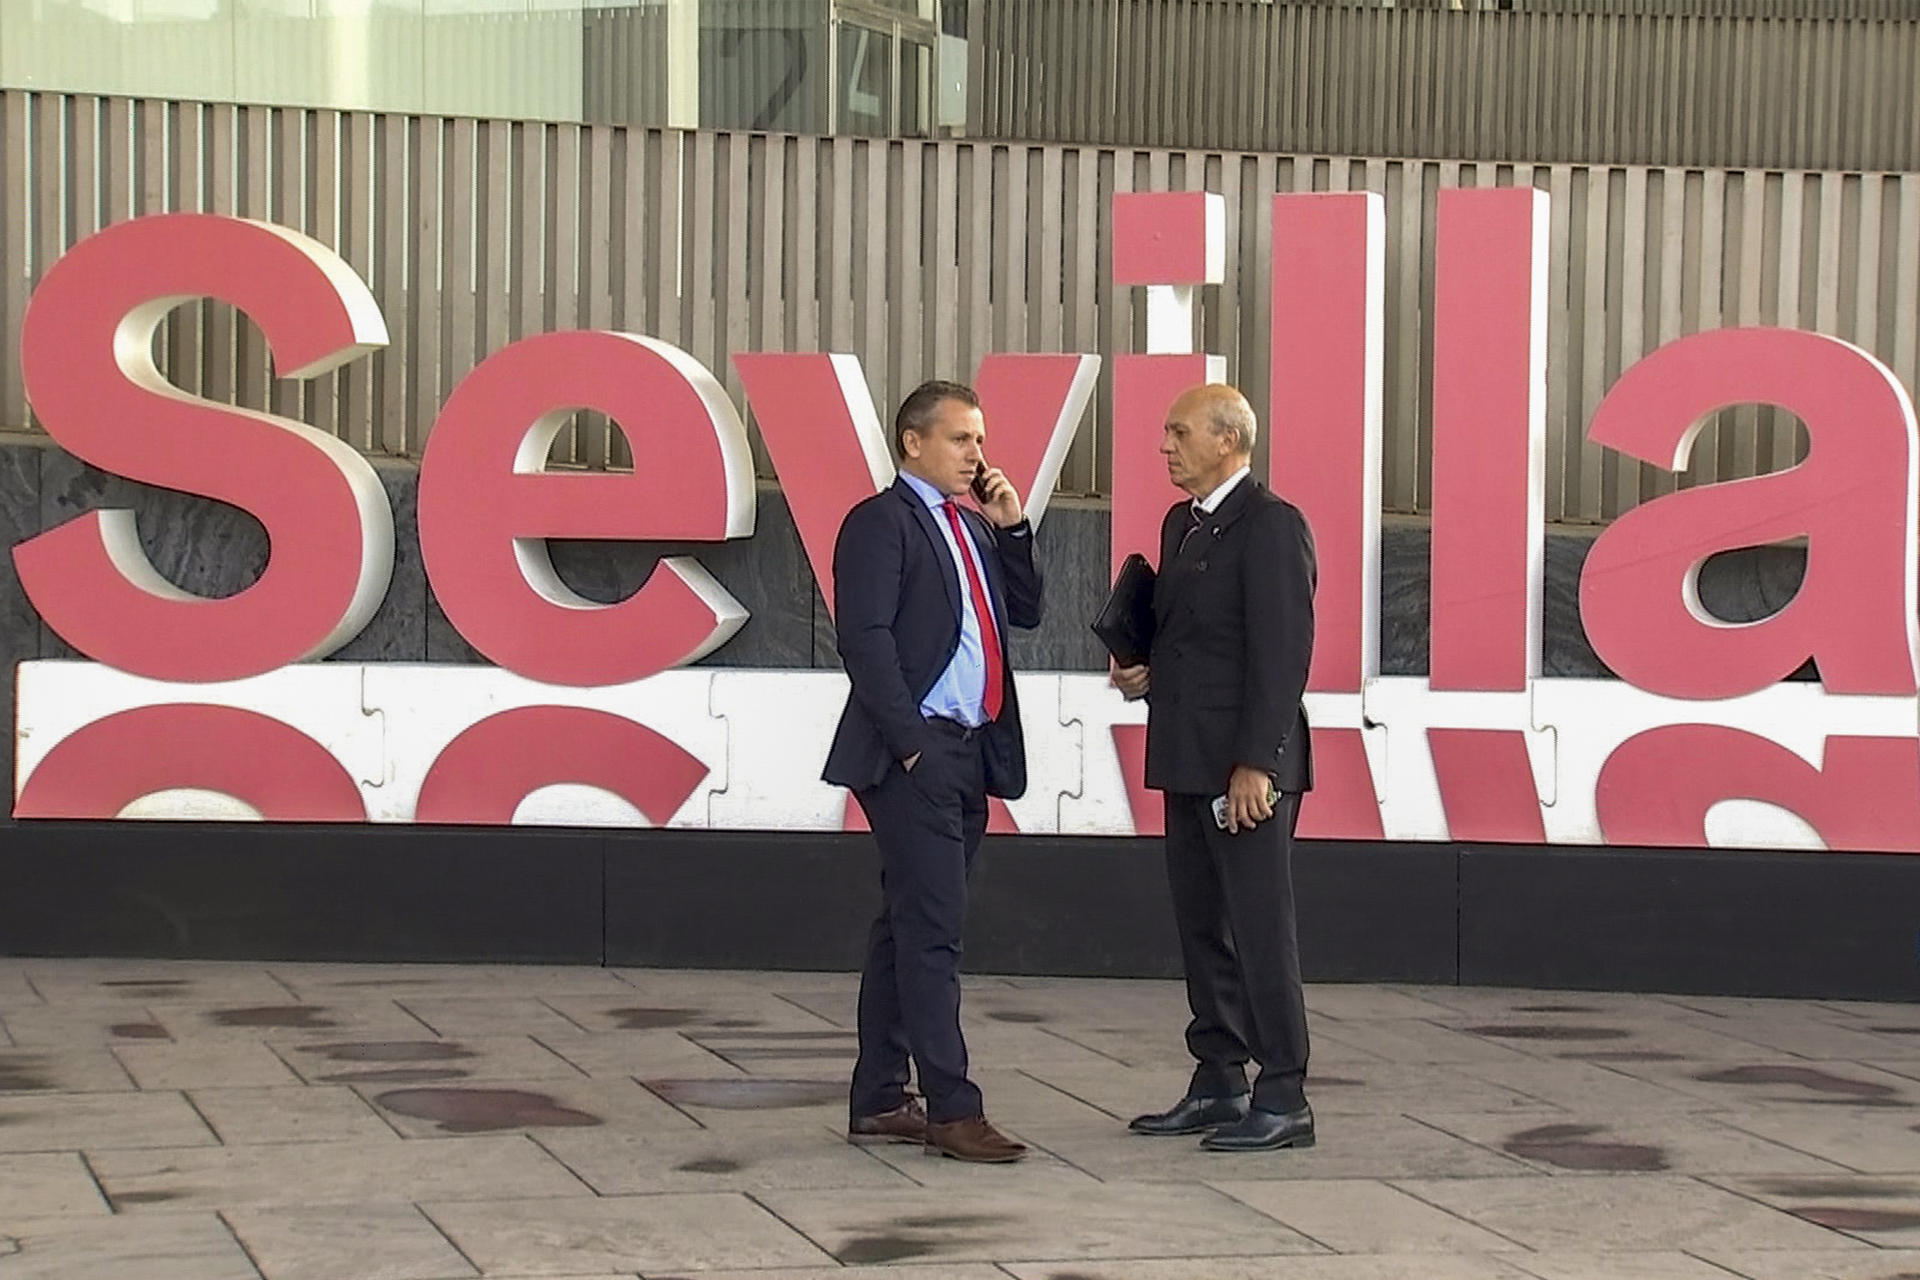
[{"xmin": 942, "ymin": 501, "xmax": 1005, "ymax": 721}]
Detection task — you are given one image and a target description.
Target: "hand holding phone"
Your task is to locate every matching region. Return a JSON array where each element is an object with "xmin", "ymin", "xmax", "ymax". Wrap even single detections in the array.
[
  {"xmin": 970, "ymin": 461, "xmax": 993, "ymax": 503},
  {"xmin": 1212, "ymin": 777, "xmax": 1280, "ymax": 831}
]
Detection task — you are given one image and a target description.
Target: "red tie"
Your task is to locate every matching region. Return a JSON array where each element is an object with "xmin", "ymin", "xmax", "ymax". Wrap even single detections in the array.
[{"xmin": 942, "ymin": 501, "xmax": 1004, "ymax": 721}]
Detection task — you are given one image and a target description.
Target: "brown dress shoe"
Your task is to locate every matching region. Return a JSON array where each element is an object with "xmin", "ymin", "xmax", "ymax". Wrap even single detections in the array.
[
  {"xmin": 847, "ymin": 1098, "xmax": 928, "ymax": 1144},
  {"xmin": 924, "ymin": 1115, "xmax": 1027, "ymax": 1163}
]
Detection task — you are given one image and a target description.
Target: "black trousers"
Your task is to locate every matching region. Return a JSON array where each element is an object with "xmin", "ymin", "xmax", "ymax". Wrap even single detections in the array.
[
  {"xmin": 848, "ymin": 721, "xmax": 988, "ymax": 1124},
  {"xmin": 1162, "ymin": 789, "xmax": 1310, "ymax": 1113}
]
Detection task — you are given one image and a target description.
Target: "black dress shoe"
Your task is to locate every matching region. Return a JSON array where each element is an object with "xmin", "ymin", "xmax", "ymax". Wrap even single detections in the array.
[
  {"xmin": 1128, "ymin": 1093, "xmax": 1250, "ymax": 1136},
  {"xmin": 1201, "ymin": 1103, "xmax": 1314, "ymax": 1151}
]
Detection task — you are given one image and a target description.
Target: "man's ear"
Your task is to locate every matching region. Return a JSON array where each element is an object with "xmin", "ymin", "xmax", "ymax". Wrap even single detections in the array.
[{"xmin": 900, "ymin": 429, "xmax": 921, "ymax": 461}]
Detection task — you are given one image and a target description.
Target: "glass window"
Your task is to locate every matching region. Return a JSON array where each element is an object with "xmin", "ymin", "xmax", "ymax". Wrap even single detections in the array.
[{"xmin": 834, "ymin": 20, "xmax": 891, "ymax": 136}]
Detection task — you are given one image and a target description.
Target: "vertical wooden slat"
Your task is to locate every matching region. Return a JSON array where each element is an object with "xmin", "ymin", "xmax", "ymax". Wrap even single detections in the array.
[
  {"xmin": 857, "ymin": 139, "xmax": 888, "ymax": 406},
  {"xmin": 410, "ymin": 115, "xmax": 443, "ymax": 456},
  {"xmin": 1685, "ymin": 166, "xmax": 1727, "ymax": 489},
  {"xmin": 1769, "ymin": 171, "xmax": 1807, "ymax": 474},
  {"xmin": 1891, "ymin": 176, "xmax": 1920, "ymax": 413},
  {"xmin": 720, "ymin": 129, "xmax": 751, "ymax": 445},
  {"xmin": 0, "ymin": 92, "xmax": 28, "ymax": 426},
  {"xmin": 1543, "ymin": 163, "xmax": 1575, "ymax": 521},
  {"xmin": 1383, "ymin": 159, "xmax": 1421, "ymax": 515},
  {"xmin": 889, "ymin": 139, "xmax": 923, "ymax": 399},
  {"xmin": 203, "ymin": 104, "xmax": 238, "ymax": 414},
  {"xmin": 1615, "ymin": 166, "xmax": 1647, "ymax": 512},
  {"xmin": 310, "ymin": 109, "xmax": 343, "ymax": 446},
  {"xmin": 440, "ymin": 116, "xmax": 477, "ymax": 444},
  {"xmin": 789, "ymin": 135, "xmax": 817, "ymax": 357},
  {"xmin": 164, "ymin": 101, "xmax": 203, "ymax": 401},
  {"xmin": 549, "ymin": 125, "xmax": 588, "ymax": 467},
  {"xmin": 338, "ymin": 113, "xmax": 374, "ymax": 454},
  {"xmin": 929, "ymin": 141, "xmax": 960, "ymax": 410}
]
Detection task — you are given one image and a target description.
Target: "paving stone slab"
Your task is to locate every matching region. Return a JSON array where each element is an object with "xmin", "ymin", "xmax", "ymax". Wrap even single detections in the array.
[
  {"xmin": 1714, "ymin": 1106, "xmax": 1920, "ymax": 1174},
  {"xmin": 222, "ymin": 1204, "xmax": 479, "ymax": 1280},
  {"xmin": 539, "ymin": 989, "xmax": 843, "ymax": 1036},
  {"xmin": 356, "ymin": 1077, "xmax": 698, "ymax": 1139},
  {"xmin": 0, "ymin": 1004, "xmax": 187, "ymax": 1047},
  {"xmin": 1504, "ymin": 1252, "xmax": 1759, "ymax": 1279},
  {"xmin": 1030, "ymin": 1059, "xmax": 1554, "ymax": 1123},
  {"xmin": 186, "ymin": 1086, "xmax": 400, "ymax": 1145},
  {"xmin": 1313, "ymin": 1020, "xmax": 1542, "ymax": 1067},
  {"xmin": 0, "ymin": 1212, "xmax": 262, "ymax": 1280},
  {"xmin": 533, "ymin": 1125, "xmax": 915, "ymax": 1195},
  {"xmin": 138, "ymin": 999, "xmax": 438, "ymax": 1044},
  {"xmin": 393, "ymin": 997, "xmax": 593, "ymax": 1040},
  {"xmin": 1440, "ymin": 1057, "xmax": 1722, "ymax": 1115},
  {"xmin": 89, "ymin": 1135, "xmax": 589, "ymax": 1209},
  {"xmin": 532, "ymin": 1029, "xmax": 747, "ymax": 1081},
  {"xmin": 853, "ymin": 1134, "xmax": 1109, "ymax": 1194},
  {"xmin": 1670, "ymin": 1013, "xmax": 1920, "ymax": 1061},
  {"xmin": 1000, "ymin": 1254, "xmax": 1539, "ymax": 1279},
  {"xmin": 633, "ymin": 1076, "xmax": 850, "ymax": 1132},
  {"xmin": 0, "ymin": 1090, "xmax": 217, "ymax": 1152},
  {"xmin": 1694, "ymin": 1248, "xmax": 1920, "ymax": 1279},
  {"xmin": 20, "ymin": 963, "xmax": 296, "ymax": 1007},
  {"xmin": 422, "ymin": 1192, "xmax": 835, "ymax": 1273},
  {"xmin": 1393, "ymin": 1173, "xmax": 1861, "ymax": 1252},
  {"xmin": 754, "ymin": 1183, "xmax": 1324, "ymax": 1263},
  {"xmin": 1591, "ymin": 1057, "xmax": 1920, "ymax": 1111},
  {"xmin": 1391, "ymin": 986, "xmax": 1704, "ymax": 1021},
  {"xmin": 0, "ymin": 1152, "xmax": 111, "ymax": 1219},
  {"xmin": 1305, "ymin": 985, "xmax": 1484, "ymax": 1021},
  {"xmin": 1421, "ymin": 1015, "xmax": 1775, "ymax": 1063},
  {"xmin": 114, "ymin": 1040, "xmax": 303, "ymax": 1089},
  {"xmin": 664, "ymin": 1266, "xmax": 1009, "ymax": 1280},
  {"xmin": 0, "ymin": 1045, "xmax": 138, "ymax": 1093},
  {"xmin": 1414, "ymin": 1109, "xmax": 1853, "ymax": 1176},
  {"xmin": 1011, "ymin": 1111, "xmax": 1534, "ymax": 1183},
  {"xmin": 1009, "ymin": 1061, "xmax": 1192, "ymax": 1122},
  {"xmin": 275, "ymin": 1033, "xmax": 581, "ymax": 1087},
  {"xmin": 1214, "ymin": 1178, "xmax": 1525, "ymax": 1253},
  {"xmin": 1705, "ymin": 1173, "xmax": 1920, "ymax": 1247}
]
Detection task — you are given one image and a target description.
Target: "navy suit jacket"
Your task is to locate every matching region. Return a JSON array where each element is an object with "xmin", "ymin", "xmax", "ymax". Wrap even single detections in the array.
[{"xmin": 822, "ymin": 477, "xmax": 1043, "ymax": 798}]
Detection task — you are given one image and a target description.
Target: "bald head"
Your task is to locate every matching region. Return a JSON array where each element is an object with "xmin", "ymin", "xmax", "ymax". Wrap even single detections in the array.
[
  {"xmin": 1169, "ymin": 384, "xmax": 1258, "ymax": 457},
  {"xmin": 1160, "ymin": 383, "xmax": 1261, "ymax": 499}
]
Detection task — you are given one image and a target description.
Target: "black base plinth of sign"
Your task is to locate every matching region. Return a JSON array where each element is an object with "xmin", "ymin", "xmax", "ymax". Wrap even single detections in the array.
[
  {"xmin": 1460, "ymin": 844, "xmax": 1920, "ymax": 1001},
  {"xmin": 0, "ymin": 822, "xmax": 1915, "ymax": 1001},
  {"xmin": 0, "ymin": 821, "xmax": 606, "ymax": 964}
]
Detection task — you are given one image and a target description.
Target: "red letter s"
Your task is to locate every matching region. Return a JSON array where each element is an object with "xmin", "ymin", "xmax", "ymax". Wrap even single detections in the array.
[{"xmin": 15, "ymin": 214, "xmax": 394, "ymax": 680}]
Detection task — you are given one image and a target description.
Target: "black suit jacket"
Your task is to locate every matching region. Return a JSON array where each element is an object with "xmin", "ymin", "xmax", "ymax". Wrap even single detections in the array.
[
  {"xmin": 1144, "ymin": 477, "xmax": 1316, "ymax": 796},
  {"xmin": 822, "ymin": 478, "xmax": 1043, "ymax": 798}
]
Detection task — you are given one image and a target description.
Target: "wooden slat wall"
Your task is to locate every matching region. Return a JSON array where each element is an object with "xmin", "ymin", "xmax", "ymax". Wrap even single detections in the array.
[
  {"xmin": 970, "ymin": 0, "xmax": 1920, "ymax": 173},
  {"xmin": 3, "ymin": 89, "xmax": 1918, "ymax": 524}
]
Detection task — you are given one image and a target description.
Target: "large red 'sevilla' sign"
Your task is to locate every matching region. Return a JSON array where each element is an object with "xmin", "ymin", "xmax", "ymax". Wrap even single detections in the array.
[{"xmin": 10, "ymin": 194, "xmax": 1919, "ymax": 853}]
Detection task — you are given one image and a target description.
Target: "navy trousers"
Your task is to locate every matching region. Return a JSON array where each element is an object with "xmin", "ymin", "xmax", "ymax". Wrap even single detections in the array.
[{"xmin": 848, "ymin": 723, "xmax": 988, "ymax": 1124}]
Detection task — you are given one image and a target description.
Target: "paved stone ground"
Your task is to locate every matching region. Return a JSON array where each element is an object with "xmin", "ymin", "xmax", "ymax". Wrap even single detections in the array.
[{"xmin": 2, "ymin": 959, "xmax": 1919, "ymax": 1279}]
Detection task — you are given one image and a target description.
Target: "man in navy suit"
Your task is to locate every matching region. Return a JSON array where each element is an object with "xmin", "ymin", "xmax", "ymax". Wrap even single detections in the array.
[
  {"xmin": 1112, "ymin": 384, "xmax": 1319, "ymax": 1153},
  {"xmin": 824, "ymin": 379, "xmax": 1042, "ymax": 1164}
]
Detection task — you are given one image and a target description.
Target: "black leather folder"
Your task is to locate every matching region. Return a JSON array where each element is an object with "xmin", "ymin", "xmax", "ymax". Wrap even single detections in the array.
[{"xmin": 1091, "ymin": 552, "xmax": 1157, "ymax": 667}]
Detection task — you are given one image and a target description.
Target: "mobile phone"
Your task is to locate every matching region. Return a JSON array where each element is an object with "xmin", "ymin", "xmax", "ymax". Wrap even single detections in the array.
[
  {"xmin": 1212, "ymin": 782, "xmax": 1281, "ymax": 830},
  {"xmin": 970, "ymin": 461, "xmax": 992, "ymax": 503}
]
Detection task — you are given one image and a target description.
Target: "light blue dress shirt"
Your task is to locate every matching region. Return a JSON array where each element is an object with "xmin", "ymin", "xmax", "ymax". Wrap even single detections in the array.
[{"xmin": 898, "ymin": 469, "xmax": 998, "ymax": 727}]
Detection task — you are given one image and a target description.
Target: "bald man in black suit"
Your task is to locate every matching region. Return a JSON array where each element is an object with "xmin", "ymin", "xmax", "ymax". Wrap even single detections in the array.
[{"xmin": 1112, "ymin": 383, "xmax": 1318, "ymax": 1153}]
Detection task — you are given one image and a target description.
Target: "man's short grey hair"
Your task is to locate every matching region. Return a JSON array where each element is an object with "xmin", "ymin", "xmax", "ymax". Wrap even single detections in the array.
[{"xmin": 1206, "ymin": 393, "xmax": 1258, "ymax": 455}]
